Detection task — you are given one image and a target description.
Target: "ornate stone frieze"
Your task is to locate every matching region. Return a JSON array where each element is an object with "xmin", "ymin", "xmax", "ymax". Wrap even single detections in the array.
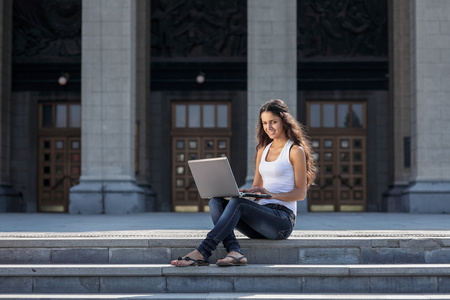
[
  {"xmin": 12, "ymin": 0, "xmax": 81, "ymax": 64},
  {"xmin": 151, "ymin": 0, "xmax": 247, "ymax": 59},
  {"xmin": 297, "ymin": 0, "xmax": 387, "ymax": 60}
]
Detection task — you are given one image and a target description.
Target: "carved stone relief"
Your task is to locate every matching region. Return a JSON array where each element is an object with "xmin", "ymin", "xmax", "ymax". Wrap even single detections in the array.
[
  {"xmin": 11, "ymin": 0, "xmax": 386, "ymax": 63},
  {"xmin": 297, "ymin": 0, "xmax": 387, "ymax": 59},
  {"xmin": 151, "ymin": 0, "xmax": 247, "ymax": 58},
  {"xmin": 13, "ymin": 0, "xmax": 81, "ymax": 63}
]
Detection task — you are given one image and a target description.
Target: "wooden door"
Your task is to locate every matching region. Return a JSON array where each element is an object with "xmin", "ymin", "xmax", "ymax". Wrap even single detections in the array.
[
  {"xmin": 307, "ymin": 102, "xmax": 367, "ymax": 212},
  {"xmin": 38, "ymin": 103, "xmax": 81, "ymax": 212},
  {"xmin": 38, "ymin": 136, "xmax": 81, "ymax": 212},
  {"xmin": 171, "ymin": 102, "xmax": 231, "ymax": 212}
]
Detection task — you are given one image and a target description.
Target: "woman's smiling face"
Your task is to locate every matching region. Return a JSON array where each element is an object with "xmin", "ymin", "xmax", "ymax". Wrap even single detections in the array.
[{"xmin": 261, "ymin": 111, "xmax": 285, "ymax": 140}]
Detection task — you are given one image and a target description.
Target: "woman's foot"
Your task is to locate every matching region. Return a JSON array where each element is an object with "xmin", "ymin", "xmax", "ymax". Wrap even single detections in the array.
[
  {"xmin": 216, "ymin": 251, "xmax": 247, "ymax": 266},
  {"xmin": 171, "ymin": 250, "xmax": 208, "ymax": 267}
]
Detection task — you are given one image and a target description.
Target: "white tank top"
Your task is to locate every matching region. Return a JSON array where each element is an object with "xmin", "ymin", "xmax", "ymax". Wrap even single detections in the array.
[{"xmin": 258, "ymin": 139, "xmax": 297, "ymax": 216}]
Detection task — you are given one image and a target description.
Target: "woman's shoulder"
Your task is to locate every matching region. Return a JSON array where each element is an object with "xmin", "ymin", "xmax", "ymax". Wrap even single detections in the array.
[
  {"xmin": 288, "ymin": 141, "xmax": 303, "ymax": 152},
  {"xmin": 256, "ymin": 146, "xmax": 265, "ymax": 159},
  {"xmin": 289, "ymin": 144, "xmax": 306, "ymax": 161},
  {"xmin": 259, "ymin": 142, "xmax": 273, "ymax": 152}
]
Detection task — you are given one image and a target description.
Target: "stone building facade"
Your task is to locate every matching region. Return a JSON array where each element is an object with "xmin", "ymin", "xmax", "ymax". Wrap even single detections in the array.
[{"xmin": 0, "ymin": 0, "xmax": 449, "ymax": 214}]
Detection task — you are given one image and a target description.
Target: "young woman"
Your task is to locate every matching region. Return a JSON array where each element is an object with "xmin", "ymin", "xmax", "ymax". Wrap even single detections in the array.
[{"xmin": 171, "ymin": 99, "xmax": 316, "ymax": 267}]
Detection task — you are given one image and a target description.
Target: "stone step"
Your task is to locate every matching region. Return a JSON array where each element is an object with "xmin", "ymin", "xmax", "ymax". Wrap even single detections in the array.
[
  {"xmin": 1, "ymin": 293, "xmax": 450, "ymax": 300},
  {"xmin": 1, "ymin": 264, "xmax": 449, "ymax": 294},
  {"xmin": 1, "ymin": 233, "xmax": 449, "ymax": 265}
]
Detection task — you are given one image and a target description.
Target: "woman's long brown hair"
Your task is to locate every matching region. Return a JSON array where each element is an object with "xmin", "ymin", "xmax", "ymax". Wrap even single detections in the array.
[{"xmin": 256, "ymin": 99, "xmax": 317, "ymax": 189}]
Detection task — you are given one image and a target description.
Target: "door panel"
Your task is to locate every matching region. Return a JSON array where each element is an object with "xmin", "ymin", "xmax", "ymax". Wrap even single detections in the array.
[
  {"xmin": 172, "ymin": 136, "xmax": 231, "ymax": 212},
  {"xmin": 38, "ymin": 137, "xmax": 81, "ymax": 212},
  {"xmin": 307, "ymin": 102, "xmax": 367, "ymax": 212},
  {"xmin": 171, "ymin": 102, "xmax": 231, "ymax": 212},
  {"xmin": 38, "ymin": 102, "xmax": 81, "ymax": 212}
]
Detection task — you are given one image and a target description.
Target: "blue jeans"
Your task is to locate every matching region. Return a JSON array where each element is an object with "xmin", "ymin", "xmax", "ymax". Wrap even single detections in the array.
[{"xmin": 196, "ymin": 197, "xmax": 296, "ymax": 260}]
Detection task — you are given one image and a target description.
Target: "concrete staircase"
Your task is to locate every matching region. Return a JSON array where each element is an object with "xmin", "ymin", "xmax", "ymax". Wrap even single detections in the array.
[{"xmin": 1, "ymin": 230, "xmax": 450, "ymax": 299}]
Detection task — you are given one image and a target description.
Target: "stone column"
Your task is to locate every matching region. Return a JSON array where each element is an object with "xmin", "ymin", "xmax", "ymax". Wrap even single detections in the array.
[
  {"xmin": 135, "ymin": 0, "xmax": 156, "ymax": 211},
  {"xmin": 385, "ymin": 0, "xmax": 412, "ymax": 211},
  {"xmin": 0, "ymin": 0, "xmax": 19, "ymax": 212},
  {"xmin": 246, "ymin": 0, "xmax": 297, "ymax": 182},
  {"xmin": 245, "ymin": 0, "xmax": 301, "ymax": 210},
  {"xmin": 70, "ymin": 0, "xmax": 144, "ymax": 214},
  {"xmin": 403, "ymin": 0, "xmax": 450, "ymax": 213}
]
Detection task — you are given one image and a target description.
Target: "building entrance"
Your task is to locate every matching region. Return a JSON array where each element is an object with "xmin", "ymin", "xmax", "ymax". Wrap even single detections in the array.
[
  {"xmin": 171, "ymin": 102, "xmax": 231, "ymax": 212},
  {"xmin": 38, "ymin": 103, "xmax": 81, "ymax": 212},
  {"xmin": 307, "ymin": 102, "xmax": 367, "ymax": 212}
]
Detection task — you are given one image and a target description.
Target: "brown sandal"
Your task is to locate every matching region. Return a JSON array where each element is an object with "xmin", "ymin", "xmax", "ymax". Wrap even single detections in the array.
[
  {"xmin": 216, "ymin": 255, "xmax": 247, "ymax": 267},
  {"xmin": 172, "ymin": 256, "xmax": 210, "ymax": 267}
]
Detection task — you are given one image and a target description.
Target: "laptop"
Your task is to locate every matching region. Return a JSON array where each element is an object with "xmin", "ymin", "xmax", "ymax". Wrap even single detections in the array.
[{"xmin": 187, "ymin": 157, "xmax": 272, "ymax": 199}]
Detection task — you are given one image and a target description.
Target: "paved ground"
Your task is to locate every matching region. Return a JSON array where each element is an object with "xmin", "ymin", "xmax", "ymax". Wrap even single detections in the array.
[{"xmin": 0, "ymin": 212, "xmax": 449, "ymax": 238}]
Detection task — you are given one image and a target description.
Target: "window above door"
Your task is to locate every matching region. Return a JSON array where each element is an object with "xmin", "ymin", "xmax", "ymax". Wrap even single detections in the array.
[
  {"xmin": 173, "ymin": 102, "xmax": 231, "ymax": 131},
  {"xmin": 307, "ymin": 102, "xmax": 366, "ymax": 130},
  {"xmin": 40, "ymin": 103, "xmax": 81, "ymax": 130}
]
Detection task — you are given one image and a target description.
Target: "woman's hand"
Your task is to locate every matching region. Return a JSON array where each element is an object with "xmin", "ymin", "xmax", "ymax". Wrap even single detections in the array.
[
  {"xmin": 250, "ymin": 186, "xmax": 276, "ymax": 200},
  {"xmin": 240, "ymin": 186, "xmax": 273, "ymax": 200},
  {"xmin": 249, "ymin": 186, "xmax": 270, "ymax": 195}
]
